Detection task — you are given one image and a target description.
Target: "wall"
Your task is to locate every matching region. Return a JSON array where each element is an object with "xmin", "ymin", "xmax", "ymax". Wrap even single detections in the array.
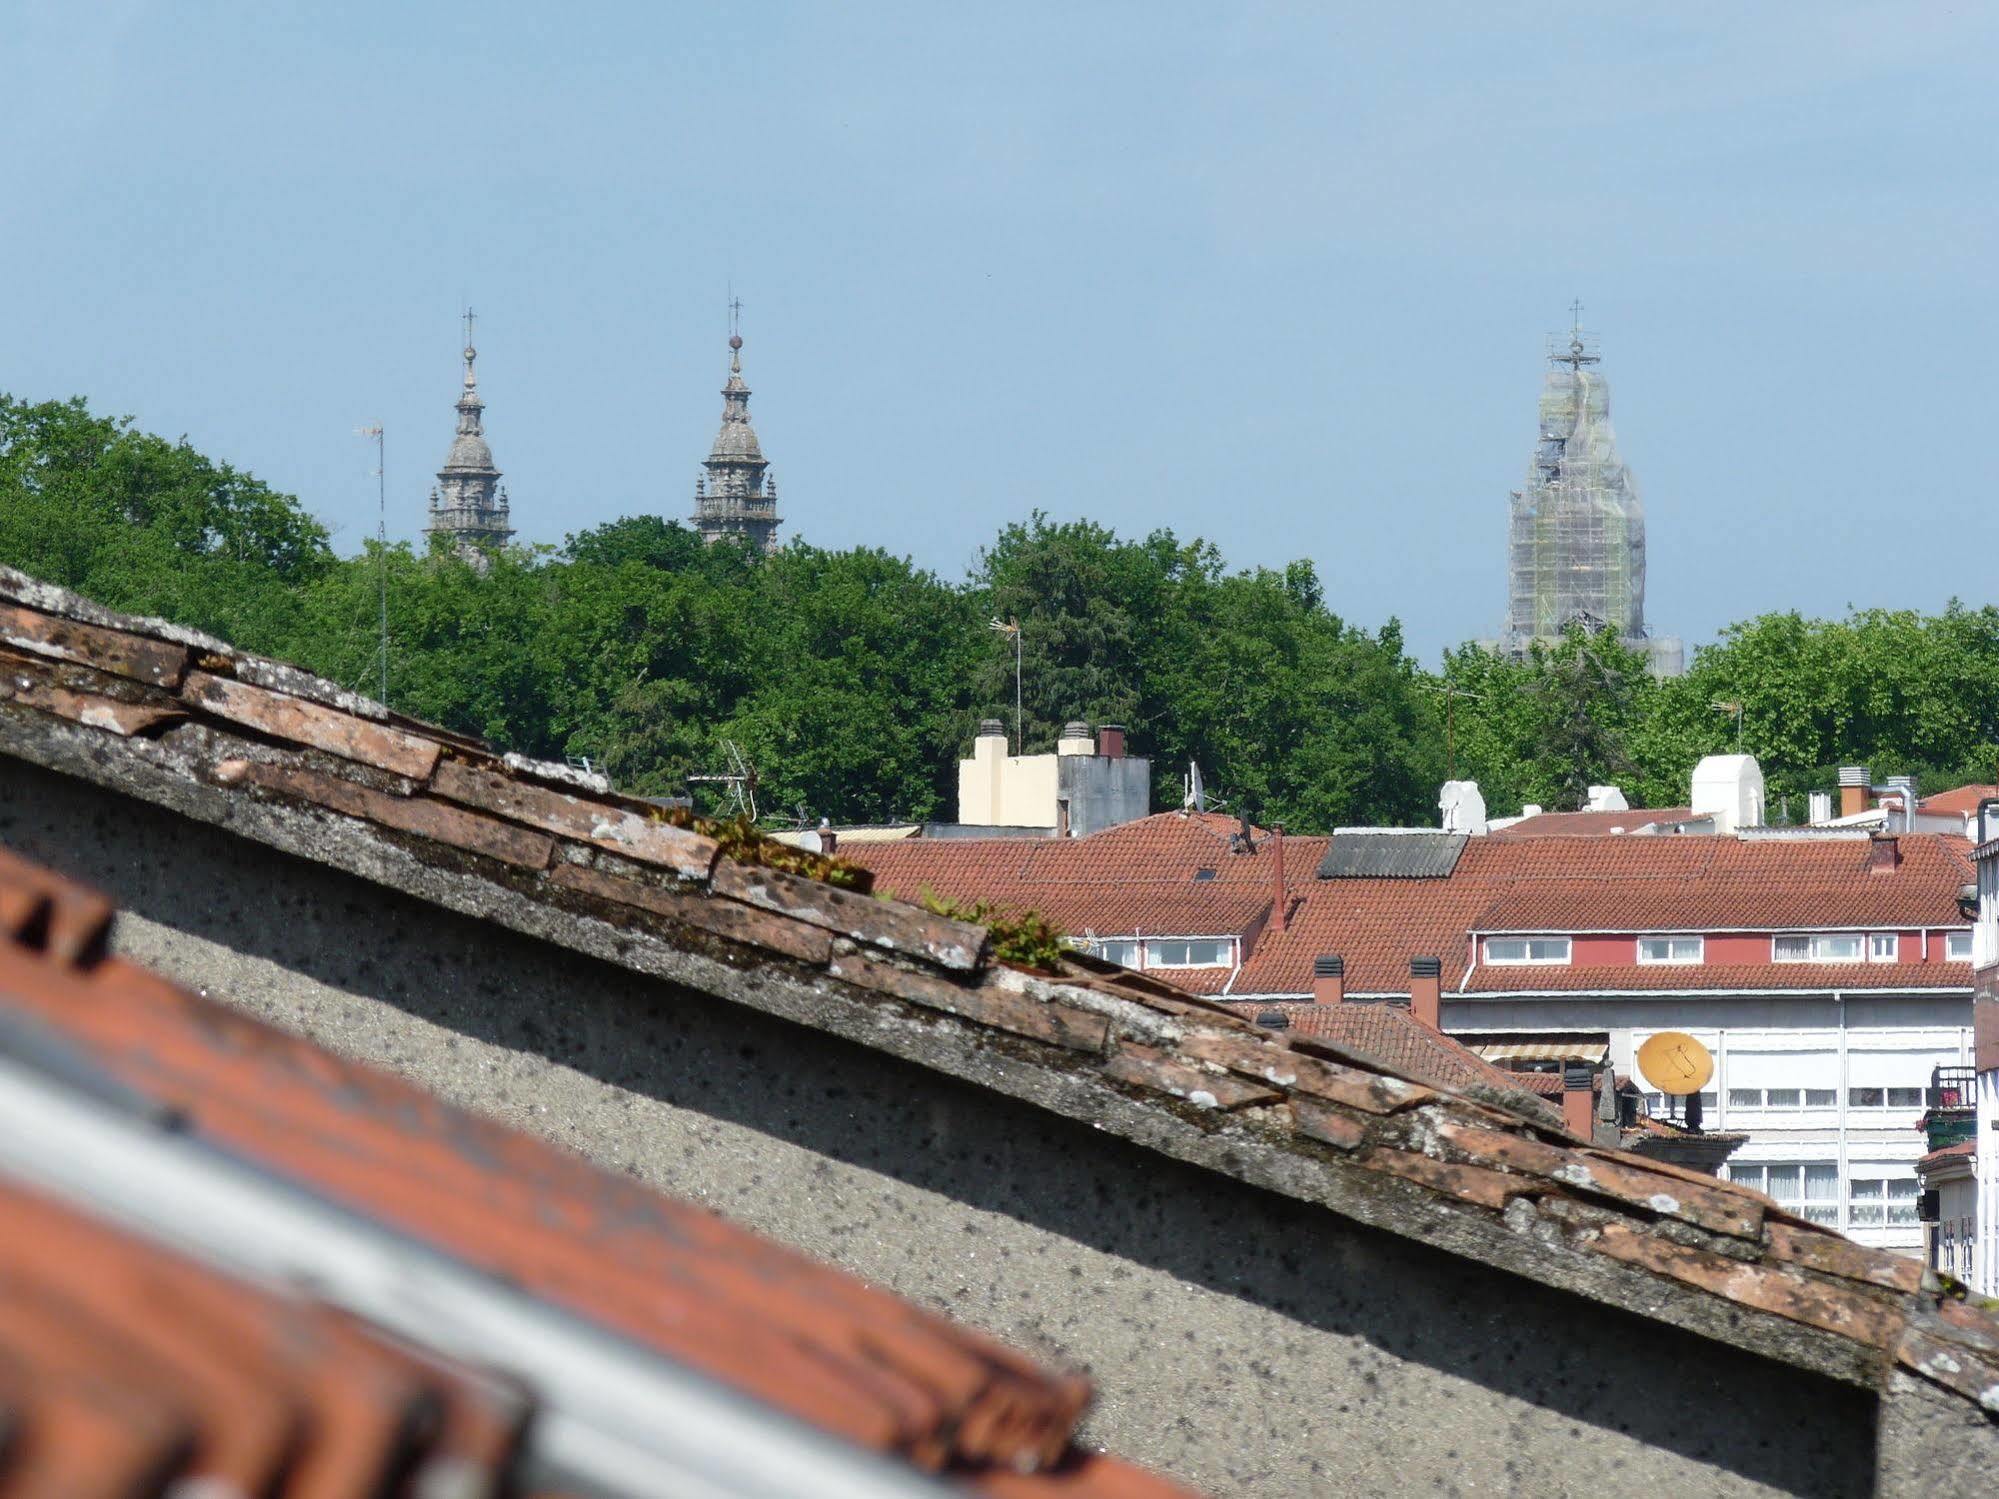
[
  {"xmin": 1057, "ymin": 753, "xmax": 1152, "ymax": 837},
  {"xmin": 0, "ymin": 762, "xmax": 1890, "ymax": 1497}
]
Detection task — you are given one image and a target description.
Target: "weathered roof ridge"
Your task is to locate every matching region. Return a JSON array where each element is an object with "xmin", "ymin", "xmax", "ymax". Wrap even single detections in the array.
[{"xmin": 3, "ymin": 563, "xmax": 1999, "ymax": 1423}]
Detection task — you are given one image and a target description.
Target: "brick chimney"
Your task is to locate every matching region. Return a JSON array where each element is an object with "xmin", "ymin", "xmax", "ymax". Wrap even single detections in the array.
[
  {"xmin": 1270, "ymin": 824, "xmax": 1287, "ymax": 934},
  {"xmin": 1838, "ymin": 765, "xmax": 1870, "ymax": 819},
  {"xmin": 1562, "ymin": 1063, "xmax": 1595, "ymax": 1139},
  {"xmin": 1409, "ymin": 956, "xmax": 1442, "ymax": 1031},
  {"xmin": 1868, "ymin": 832, "xmax": 1901, "ymax": 875},
  {"xmin": 1312, "ymin": 955, "xmax": 1345, "ymax": 1005}
]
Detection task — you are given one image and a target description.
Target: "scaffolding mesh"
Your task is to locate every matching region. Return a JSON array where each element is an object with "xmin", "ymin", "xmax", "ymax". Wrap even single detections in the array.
[{"xmin": 1504, "ymin": 340, "xmax": 1647, "ymax": 649}]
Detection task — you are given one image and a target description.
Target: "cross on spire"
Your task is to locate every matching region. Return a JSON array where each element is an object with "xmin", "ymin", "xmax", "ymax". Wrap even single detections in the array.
[{"xmin": 1553, "ymin": 298, "xmax": 1599, "ymax": 371}]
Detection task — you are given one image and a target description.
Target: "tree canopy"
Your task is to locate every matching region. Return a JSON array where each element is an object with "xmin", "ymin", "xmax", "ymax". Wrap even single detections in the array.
[{"xmin": 5, "ymin": 393, "xmax": 1993, "ymax": 831}]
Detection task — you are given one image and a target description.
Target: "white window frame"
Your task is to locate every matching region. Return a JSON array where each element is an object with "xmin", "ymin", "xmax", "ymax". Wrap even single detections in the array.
[
  {"xmin": 1726, "ymin": 1161, "xmax": 1839, "ymax": 1226},
  {"xmin": 1637, "ymin": 935, "xmax": 1704, "ymax": 966},
  {"xmin": 1773, "ymin": 932, "xmax": 1865, "ymax": 963},
  {"xmin": 1725, "ymin": 1087, "xmax": 1838, "ymax": 1111},
  {"xmin": 1483, "ymin": 936, "xmax": 1571, "ymax": 966},
  {"xmin": 1845, "ymin": 1084, "xmax": 1926, "ymax": 1110},
  {"xmin": 1945, "ymin": 930, "xmax": 1973, "ymax": 961},
  {"xmin": 1848, "ymin": 1175, "xmax": 1919, "ymax": 1229},
  {"xmin": 1867, "ymin": 932, "xmax": 1899, "ymax": 963},
  {"xmin": 1085, "ymin": 938, "xmax": 1140, "ymax": 968},
  {"xmin": 1139, "ymin": 937, "xmax": 1235, "ymax": 970}
]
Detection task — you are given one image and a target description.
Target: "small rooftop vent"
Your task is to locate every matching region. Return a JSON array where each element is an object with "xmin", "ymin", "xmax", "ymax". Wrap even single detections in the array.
[
  {"xmin": 1314, "ymin": 955, "xmax": 1345, "ymax": 977},
  {"xmin": 1255, "ymin": 1009, "xmax": 1289, "ymax": 1029}
]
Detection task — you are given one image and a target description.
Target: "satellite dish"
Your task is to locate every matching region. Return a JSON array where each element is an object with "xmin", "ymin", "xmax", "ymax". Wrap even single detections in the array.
[
  {"xmin": 1636, "ymin": 1032, "xmax": 1715, "ymax": 1096},
  {"xmin": 794, "ymin": 831, "xmax": 823, "ymax": 854}
]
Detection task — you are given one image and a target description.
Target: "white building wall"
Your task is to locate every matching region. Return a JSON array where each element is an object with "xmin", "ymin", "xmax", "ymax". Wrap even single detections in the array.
[
  {"xmin": 1978, "ymin": 1069, "xmax": 1999, "ymax": 1297},
  {"xmin": 1445, "ymin": 993, "xmax": 1969, "ymax": 1256}
]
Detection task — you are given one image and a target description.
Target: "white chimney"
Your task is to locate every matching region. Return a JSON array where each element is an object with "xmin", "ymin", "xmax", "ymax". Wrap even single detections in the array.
[
  {"xmin": 1439, "ymin": 780, "xmax": 1488, "ymax": 836},
  {"xmin": 1691, "ymin": 754, "xmax": 1765, "ymax": 835},
  {"xmin": 1585, "ymin": 785, "xmax": 1628, "ymax": 812}
]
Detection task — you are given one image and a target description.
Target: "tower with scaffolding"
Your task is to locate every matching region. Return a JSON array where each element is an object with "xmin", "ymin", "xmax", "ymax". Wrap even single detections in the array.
[{"xmin": 1497, "ymin": 311, "xmax": 1682, "ymax": 677}]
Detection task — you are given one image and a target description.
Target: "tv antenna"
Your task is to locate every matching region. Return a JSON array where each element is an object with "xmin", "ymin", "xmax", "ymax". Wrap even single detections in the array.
[
  {"xmin": 688, "ymin": 738, "xmax": 760, "ymax": 821},
  {"xmin": 989, "ymin": 617, "xmax": 1022, "ymax": 753},
  {"xmin": 1421, "ymin": 680, "xmax": 1485, "ymax": 781},
  {"xmin": 1184, "ymin": 761, "xmax": 1207, "ymax": 813},
  {"xmin": 354, "ymin": 424, "xmax": 387, "ymax": 705}
]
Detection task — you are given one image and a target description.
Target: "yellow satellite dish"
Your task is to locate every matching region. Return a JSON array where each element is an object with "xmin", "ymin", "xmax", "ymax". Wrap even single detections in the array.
[{"xmin": 1637, "ymin": 1032, "xmax": 1715, "ymax": 1096}]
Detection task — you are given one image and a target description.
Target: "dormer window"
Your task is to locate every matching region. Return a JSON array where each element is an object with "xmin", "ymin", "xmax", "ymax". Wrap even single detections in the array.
[
  {"xmin": 1637, "ymin": 936, "xmax": 1704, "ymax": 965},
  {"xmin": 1484, "ymin": 936, "xmax": 1571, "ymax": 966},
  {"xmin": 1773, "ymin": 933, "xmax": 1864, "ymax": 963}
]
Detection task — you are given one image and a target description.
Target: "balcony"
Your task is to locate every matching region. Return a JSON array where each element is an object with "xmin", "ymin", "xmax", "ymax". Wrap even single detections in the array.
[{"xmin": 1920, "ymin": 1064, "xmax": 1978, "ymax": 1151}]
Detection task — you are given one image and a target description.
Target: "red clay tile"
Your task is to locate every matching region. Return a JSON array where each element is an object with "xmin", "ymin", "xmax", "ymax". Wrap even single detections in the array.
[
  {"xmin": 183, "ymin": 669, "xmax": 443, "ymax": 779},
  {"xmin": 0, "ymin": 600, "xmax": 189, "ymax": 688},
  {"xmin": 433, "ymin": 759, "xmax": 719, "ymax": 880}
]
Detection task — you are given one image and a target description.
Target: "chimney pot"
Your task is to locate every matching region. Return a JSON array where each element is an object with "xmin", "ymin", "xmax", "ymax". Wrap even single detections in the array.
[
  {"xmin": 1270, "ymin": 824, "xmax": 1287, "ymax": 933},
  {"xmin": 1408, "ymin": 956, "xmax": 1442, "ymax": 1031},
  {"xmin": 1096, "ymin": 724, "xmax": 1126, "ymax": 759},
  {"xmin": 1838, "ymin": 765, "xmax": 1870, "ymax": 819},
  {"xmin": 1561, "ymin": 1063, "xmax": 1596, "ymax": 1137},
  {"xmin": 978, "ymin": 718, "xmax": 1006, "ymax": 740},
  {"xmin": 1311, "ymin": 954, "xmax": 1345, "ymax": 1005}
]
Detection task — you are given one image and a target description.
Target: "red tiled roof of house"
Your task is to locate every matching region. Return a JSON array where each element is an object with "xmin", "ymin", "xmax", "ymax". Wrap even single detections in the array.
[
  {"xmin": 851, "ymin": 815, "xmax": 1312, "ymax": 942},
  {"xmin": 1220, "ymin": 1002, "xmax": 1554, "ymax": 1117},
  {"xmin": 1919, "ymin": 784, "xmax": 1999, "ymax": 817},
  {"xmin": 1488, "ymin": 807, "xmax": 1697, "ymax": 838},
  {"xmin": 1233, "ymin": 834, "xmax": 1973, "ymax": 997},
  {"xmin": 5, "ymin": 561, "xmax": 1999, "ymax": 1444}
]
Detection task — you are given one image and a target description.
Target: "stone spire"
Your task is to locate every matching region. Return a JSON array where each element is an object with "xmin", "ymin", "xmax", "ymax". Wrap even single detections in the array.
[
  {"xmin": 426, "ymin": 309, "xmax": 513, "ymax": 555},
  {"xmin": 691, "ymin": 306, "xmax": 782, "ymax": 553}
]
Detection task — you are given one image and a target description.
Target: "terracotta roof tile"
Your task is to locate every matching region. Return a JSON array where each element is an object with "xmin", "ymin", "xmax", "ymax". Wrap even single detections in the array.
[
  {"xmin": 1488, "ymin": 806, "xmax": 1697, "ymax": 837},
  {"xmin": 0, "ymin": 834, "xmax": 1190, "ymax": 1497},
  {"xmin": 1218, "ymin": 1002, "xmax": 1555, "ymax": 1118}
]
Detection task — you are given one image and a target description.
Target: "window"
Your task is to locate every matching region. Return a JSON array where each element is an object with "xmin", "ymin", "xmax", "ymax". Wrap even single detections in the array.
[
  {"xmin": 1484, "ymin": 936, "xmax": 1571, "ymax": 965},
  {"xmin": 1848, "ymin": 1048, "xmax": 1936, "ymax": 1110},
  {"xmin": 1867, "ymin": 933, "xmax": 1899, "ymax": 962},
  {"xmin": 1847, "ymin": 1087, "xmax": 1925, "ymax": 1109},
  {"xmin": 1848, "ymin": 1176, "xmax": 1919, "ymax": 1228},
  {"xmin": 1644, "ymin": 1091, "xmax": 1717, "ymax": 1117},
  {"xmin": 1946, "ymin": 930, "xmax": 1973, "ymax": 961},
  {"xmin": 1638, "ymin": 936, "xmax": 1704, "ymax": 965},
  {"xmin": 1773, "ymin": 933, "xmax": 1864, "ymax": 963},
  {"xmin": 1728, "ymin": 1162, "xmax": 1839, "ymax": 1226},
  {"xmin": 1725, "ymin": 1049, "xmax": 1838, "ymax": 1112},
  {"xmin": 1193, "ymin": 867, "xmax": 1218, "ymax": 882},
  {"xmin": 1726, "ymin": 1087, "xmax": 1837, "ymax": 1110},
  {"xmin": 1087, "ymin": 939, "xmax": 1139, "ymax": 968},
  {"xmin": 1141, "ymin": 938, "xmax": 1232, "ymax": 969}
]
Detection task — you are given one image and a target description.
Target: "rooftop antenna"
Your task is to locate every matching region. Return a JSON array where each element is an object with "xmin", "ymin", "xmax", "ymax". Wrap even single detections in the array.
[
  {"xmin": 1184, "ymin": 761, "xmax": 1207, "ymax": 814},
  {"xmin": 688, "ymin": 738, "xmax": 760, "ymax": 821},
  {"xmin": 354, "ymin": 424, "xmax": 387, "ymax": 705},
  {"xmin": 1712, "ymin": 699, "xmax": 1744, "ymax": 750},
  {"xmin": 1420, "ymin": 680, "xmax": 1485, "ymax": 781},
  {"xmin": 988, "ymin": 618, "xmax": 1022, "ymax": 753}
]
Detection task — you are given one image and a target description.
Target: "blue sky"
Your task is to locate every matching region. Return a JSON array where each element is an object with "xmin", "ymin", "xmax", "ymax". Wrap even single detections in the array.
[{"xmin": 5, "ymin": 2, "xmax": 1994, "ymax": 663}]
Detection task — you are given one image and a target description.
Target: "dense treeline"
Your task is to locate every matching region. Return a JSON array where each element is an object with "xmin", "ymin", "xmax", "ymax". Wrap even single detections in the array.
[{"xmin": 6, "ymin": 393, "xmax": 1997, "ymax": 829}]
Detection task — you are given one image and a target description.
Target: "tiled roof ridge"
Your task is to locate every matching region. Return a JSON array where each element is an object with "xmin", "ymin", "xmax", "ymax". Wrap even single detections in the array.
[{"xmin": 5, "ymin": 564, "xmax": 1999, "ymax": 1425}]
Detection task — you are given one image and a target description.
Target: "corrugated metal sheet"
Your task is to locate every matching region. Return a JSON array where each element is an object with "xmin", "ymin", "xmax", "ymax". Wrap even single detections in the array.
[{"xmin": 1316, "ymin": 833, "xmax": 1468, "ymax": 880}]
